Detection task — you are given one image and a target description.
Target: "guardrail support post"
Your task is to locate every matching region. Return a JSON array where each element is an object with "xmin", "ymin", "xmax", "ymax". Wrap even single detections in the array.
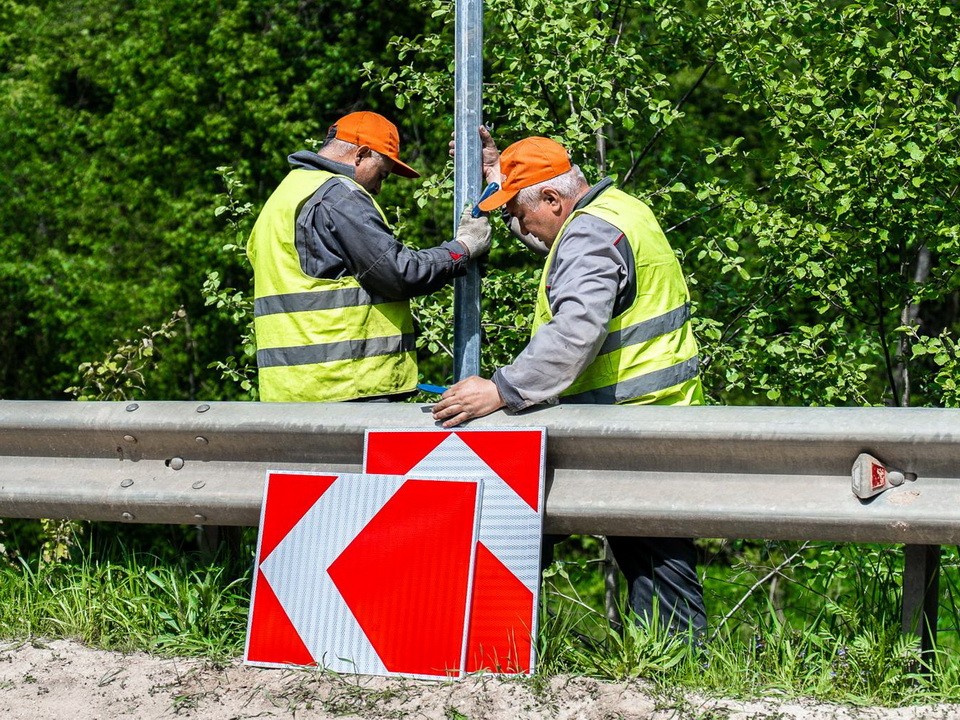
[
  {"xmin": 603, "ymin": 538, "xmax": 621, "ymax": 630},
  {"xmin": 901, "ymin": 544, "xmax": 940, "ymax": 663}
]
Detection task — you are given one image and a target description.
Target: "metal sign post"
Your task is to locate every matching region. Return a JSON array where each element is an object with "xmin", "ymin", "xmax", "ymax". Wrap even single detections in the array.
[{"xmin": 453, "ymin": 0, "xmax": 483, "ymax": 380}]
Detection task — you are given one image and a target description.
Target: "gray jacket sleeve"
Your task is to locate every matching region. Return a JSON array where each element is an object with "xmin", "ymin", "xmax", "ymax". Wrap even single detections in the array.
[
  {"xmin": 492, "ymin": 214, "xmax": 628, "ymax": 411},
  {"xmin": 302, "ymin": 178, "xmax": 469, "ymax": 301}
]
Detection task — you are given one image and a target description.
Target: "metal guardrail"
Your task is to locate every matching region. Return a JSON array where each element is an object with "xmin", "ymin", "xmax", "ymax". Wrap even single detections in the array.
[
  {"xmin": 0, "ymin": 400, "xmax": 957, "ymax": 650},
  {"xmin": 1, "ymin": 401, "xmax": 957, "ymax": 538}
]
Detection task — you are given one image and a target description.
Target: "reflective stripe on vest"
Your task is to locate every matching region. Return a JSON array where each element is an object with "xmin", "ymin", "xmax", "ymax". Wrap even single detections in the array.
[
  {"xmin": 563, "ymin": 356, "xmax": 700, "ymax": 404},
  {"xmin": 256, "ymin": 332, "xmax": 416, "ymax": 368},
  {"xmin": 254, "ymin": 286, "xmax": 391, "ymax": 317},
  {"xmin": 247, "ymin": 168, "xmax": 417, "ymax": 402},
  {"xmin": 596, "ymin": 302, "xmax": 691, "ymax": 356},
  {"xmin": 532, "ymin": 186, "xmax": 704, "ymax": 406}
]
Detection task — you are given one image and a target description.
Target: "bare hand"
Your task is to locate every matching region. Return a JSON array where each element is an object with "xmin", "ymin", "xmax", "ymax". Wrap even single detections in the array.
[
  {"xmin": 448, "ymin": 126, "xmax": 502, "ymax": 185},
  {"xmin": 478, "ymin": 125, "xmax": 501, "ymax": 184},
  {"xmin": 431, "ymin": 376, "xmax": 505, "ymax": 428}
]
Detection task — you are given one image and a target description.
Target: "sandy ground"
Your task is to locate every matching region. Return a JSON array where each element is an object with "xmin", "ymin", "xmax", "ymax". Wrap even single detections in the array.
[{"xmin": 0, "ymin": 639, "xmax": 959, "ymax": 720}]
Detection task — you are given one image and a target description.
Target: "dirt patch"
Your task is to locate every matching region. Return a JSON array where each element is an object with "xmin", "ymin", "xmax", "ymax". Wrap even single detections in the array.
[{"xmin": 0, "ymin": 639, "xmax": 956, "ymax": 719}]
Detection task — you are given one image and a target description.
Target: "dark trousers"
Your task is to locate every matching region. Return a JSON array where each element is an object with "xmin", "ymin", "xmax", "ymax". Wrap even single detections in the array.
[{"xmin": 543, "ymin": 534, "xmax": 707, "ymax": 636}]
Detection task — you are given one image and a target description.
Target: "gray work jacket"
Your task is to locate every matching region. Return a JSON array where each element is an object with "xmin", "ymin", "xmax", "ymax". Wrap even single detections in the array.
[
  {"xmin": 492, "ymin": 179, "xmax": 639, "ymax": 410},
  {"xmin": 287, "ymin": 151, "xmax": 470, "ymax": 301}
]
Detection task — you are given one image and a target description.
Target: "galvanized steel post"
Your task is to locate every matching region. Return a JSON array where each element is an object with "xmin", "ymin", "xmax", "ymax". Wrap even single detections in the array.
[
  {"xmin": 453, "ymin": 0, "xmax": 483, "ymax": 380},
  {"xmin": 902, "ymin": 544, "xmax": 941, "ymax": 665}
]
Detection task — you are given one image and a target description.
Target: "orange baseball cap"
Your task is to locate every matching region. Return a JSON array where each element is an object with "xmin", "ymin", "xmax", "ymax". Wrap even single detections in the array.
[
  {"xmin": 330, "ymin": 111, "xmax": 420, "ymax": 178},
  {"xmin": 477, "ymin": 136, "xmax": 572, "ymax": 211}
]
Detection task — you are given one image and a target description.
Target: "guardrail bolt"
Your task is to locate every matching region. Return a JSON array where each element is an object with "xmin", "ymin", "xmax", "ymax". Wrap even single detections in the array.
[
  {"xmin": 123, "ymin": 435, "xmax": 137, "ymax": 443},
  {"xmin": 125, "ymin": 403, "xmax": 139, "ymax": 412},
  {"xmin": 121, "ymin": 512, "xmax": 134, "ymax": 521},
  {"xmin": 196, "ymin": 404, "xmax": 210, "ymax": 413},
  {"xmin": 194, "ymin": 513, "xmax": 207, "ymax": 522},
  {"xmin": 192, "ymin": 480, "xmax": 206, "ymax": 490},
  {"xmin": 120, "ymin": 479, "xmax": 134, "ymax": 488},
  {"xmin": 195, "ymin": 436, "xmax": 208, "ymax": 445},
  {"xmin": 167, "ymin": 457, "xmax": 185, "ymax": 471}
]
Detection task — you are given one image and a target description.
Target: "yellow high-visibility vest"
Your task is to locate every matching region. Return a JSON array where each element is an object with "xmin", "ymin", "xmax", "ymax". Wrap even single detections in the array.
[
  {"xmin": 532, "ymin": 187, "xmax": 704, "ymax": 406},
  {"xmin": 247, "ymin": 169, "xmax": 417, "ymax": 401}
]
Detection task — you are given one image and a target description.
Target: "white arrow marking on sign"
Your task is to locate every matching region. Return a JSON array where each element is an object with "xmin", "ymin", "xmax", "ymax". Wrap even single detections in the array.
[
  {"xmin": 260, "ymin": 474, "xmax": 406, "ymax": 675},
  {"xmin": 406, "ymin": 434, "xmax": 540, "ymax": 592}
]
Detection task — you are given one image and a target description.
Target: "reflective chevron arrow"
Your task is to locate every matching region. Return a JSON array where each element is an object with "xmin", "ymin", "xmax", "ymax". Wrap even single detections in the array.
[{"xmin": 245, "ymin": 472, "xmax": 481, "ymax": 678}]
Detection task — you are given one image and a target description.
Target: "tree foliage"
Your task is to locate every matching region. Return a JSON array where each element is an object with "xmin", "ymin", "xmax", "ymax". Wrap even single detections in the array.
[
  {"xmin": 366, "ymin": 0, "xmax": 959, "ymax": 405},
  {"xmin": 0, "ymin": 0, "xmax": 429, "ymax": 399},
  {"xmin": 0, "ymin": 0, "xmax": 956, "ymax": 409},
  {"xmin": 695, "ymin": 0, "xmax": 960, "ymax": 407}
]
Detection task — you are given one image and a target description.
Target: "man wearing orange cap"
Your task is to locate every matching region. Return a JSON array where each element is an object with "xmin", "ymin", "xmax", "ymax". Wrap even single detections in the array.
[
  {"xmin": 433, "ymin": 130, "xmax": 706, "ymax": 635},
  {"xmin": 247, "ymin": 111, "xmax": 491, "ymax": 402}
]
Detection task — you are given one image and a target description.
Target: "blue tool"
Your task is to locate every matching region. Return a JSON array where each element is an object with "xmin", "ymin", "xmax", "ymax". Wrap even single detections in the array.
[
  {"xmin": 471, "ymin": 182, "xmax": 500, "ymax": 218},
  {"xmin": 416, "ymin": 383, "xmax": 448, "ymax": 395}
]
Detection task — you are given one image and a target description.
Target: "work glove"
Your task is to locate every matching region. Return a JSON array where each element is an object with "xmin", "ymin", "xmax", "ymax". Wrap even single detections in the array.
[{"xmin": 455, "ymin": 209, "xmax": 492, "ymax": 259}]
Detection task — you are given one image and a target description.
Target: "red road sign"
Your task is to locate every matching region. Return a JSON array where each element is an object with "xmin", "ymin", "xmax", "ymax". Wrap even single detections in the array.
[
  {"xmin": 364, "ymin": 428, "xmax": 546, "ymax": 674},
  {"xmin": 245, "ymin": 472, "xmax": 481, "ymax": 678}
]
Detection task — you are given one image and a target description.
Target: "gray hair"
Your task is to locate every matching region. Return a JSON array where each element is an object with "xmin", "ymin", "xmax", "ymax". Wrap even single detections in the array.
[
  {"xmin": 515, "ymin": 165, "xmax": 588, "ymax": 208},
  {"xmin": 319, "ymin": 137, "xmax": 389, "ymax": 164},
  {"xmin": 319, "ymin": 137, "xmax": 356, "ymax": 155}
]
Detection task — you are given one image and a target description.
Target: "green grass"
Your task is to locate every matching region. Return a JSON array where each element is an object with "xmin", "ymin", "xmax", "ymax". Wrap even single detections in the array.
[
  {"xmin": 0, "ymin": 548, "xmax": 249, "ymax": 660},
  {"xmin": 0, "ymin": 528, "xmax": 959, "ymax": 706},
  {"xmin": 536, "ymin": 537, "xmax": 960, "ymax": 704}
]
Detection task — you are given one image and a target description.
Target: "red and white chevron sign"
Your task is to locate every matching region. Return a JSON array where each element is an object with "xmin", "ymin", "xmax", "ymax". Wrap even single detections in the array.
[
  {"xmin": 364, "ymin": 429, "xmax": 547, "ymax": 674},
  {"xmin": 244, "ymin": 472, "xmax": 481, "ymax": 679}
]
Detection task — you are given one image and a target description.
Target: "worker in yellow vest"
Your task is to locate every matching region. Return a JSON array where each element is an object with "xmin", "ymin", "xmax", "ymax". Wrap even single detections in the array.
[
  {"xmin": 433, "ymin": 132, "xmax": 706, "ymax": 635},
  {"xmin": 248, "ymin": 111, "xmax": 491, "ymax": 402}
]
